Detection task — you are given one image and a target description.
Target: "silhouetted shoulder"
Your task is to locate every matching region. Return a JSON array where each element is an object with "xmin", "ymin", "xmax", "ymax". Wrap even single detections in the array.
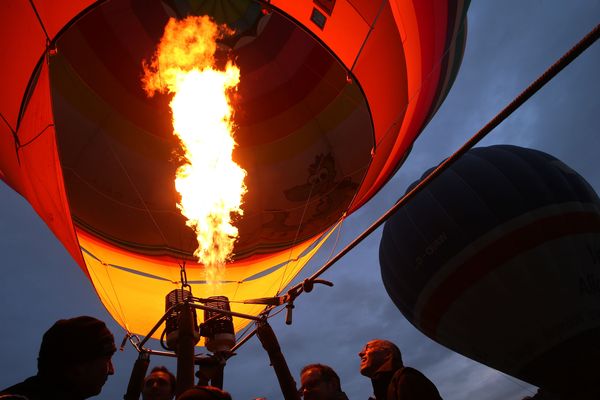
[{"xmin": 389, "ymin": 366, "xmax": 443, "ymax": 400}]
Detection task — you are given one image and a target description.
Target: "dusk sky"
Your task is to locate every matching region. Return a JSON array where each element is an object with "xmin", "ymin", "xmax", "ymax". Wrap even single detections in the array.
[{"xmin": 1, "ymin": 1, "xmax": 599, "ymax": 399}]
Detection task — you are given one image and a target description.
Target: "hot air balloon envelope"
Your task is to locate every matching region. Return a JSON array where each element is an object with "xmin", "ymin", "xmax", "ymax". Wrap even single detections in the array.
[
  {"xmin": 1, "ymin": 0, "xmax": 468, "ymax": 340},
  {"xmin": 380, "ymin": 145, "xmax": 600, "ymax": 396}
]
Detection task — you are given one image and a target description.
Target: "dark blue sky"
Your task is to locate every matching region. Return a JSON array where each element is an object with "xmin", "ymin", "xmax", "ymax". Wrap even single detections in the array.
[{"xmin": 1, "ymin": 1, "xmax": 599, "ymax": 399}]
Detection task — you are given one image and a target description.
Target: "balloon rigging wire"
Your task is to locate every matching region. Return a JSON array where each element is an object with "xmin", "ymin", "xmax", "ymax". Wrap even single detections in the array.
[
  {"xmin": 314, "ymin": 213, "xmax": 347, "ymax": 275},
  {"xmin": 349, "ymin": 0, "xmax": 387, "ymax": 73},
  {"xmin": 0, "ymin": 113, "xmax": 16, "ymax": 137},
  {"xmin": 275, "ymin": 151, "xmax": 330, "ymax": 294},
  {"xmin": 61, "ymin": 168, "xmax": 157, "ymax": 212},
  {"xmin": 88, "ymin": 119, "xmax": 172, "ymax": 329},
  {"xmin": 266, "ymin": 305, "xmax": 288, "ymax": 319},
  {"xmin": 104, "ymin": 129, "xmax": 170, "ymax": 246},
  {"xmin": 101, "ymin": 259, "xmax": 130, "ymax": 327},
  {"xmin": 17, "ymin": 0, "xmax": 109, "ymax": 139},
  {"xmin": 16, "ymin": 124, "xmax": 54, "ymax": 148},
  {"xmin": 269, "ymin": 111, "xmax": 314, "ymax": 291},
  {"xmin": 84, "ymin": 254, "xmax": 129, "ymax": 329},
  {"xmin": 291, "ymin": 22, "xmax": 600, "ymax": 291},
  {"xmin": 27, "ymin": 0, "xmax": 51, "ymax": 44}
]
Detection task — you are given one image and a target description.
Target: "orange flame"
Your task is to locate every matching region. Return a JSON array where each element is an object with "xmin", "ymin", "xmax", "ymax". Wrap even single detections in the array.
[{"xmin": 142, "ymin": 16, "xmax": 246, "ymax": 287}]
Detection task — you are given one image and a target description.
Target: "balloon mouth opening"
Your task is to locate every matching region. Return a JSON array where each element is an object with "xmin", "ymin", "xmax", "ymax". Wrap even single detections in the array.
[{"xmin": 49, "ymin": 0, "xmax": 374, "ymax": 261}]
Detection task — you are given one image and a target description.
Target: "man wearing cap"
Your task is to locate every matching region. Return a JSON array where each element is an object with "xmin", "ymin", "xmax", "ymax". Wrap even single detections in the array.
[
  {"xmin": 358, "ymin": 339, "xmax": 442, "ymax": 400},
  {"xmin": 0, "ymin": 316, "xmax": 116, "ymax": 400}
]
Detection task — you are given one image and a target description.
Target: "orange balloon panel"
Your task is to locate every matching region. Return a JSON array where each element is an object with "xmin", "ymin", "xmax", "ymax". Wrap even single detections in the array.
[{"xmin": 1, "ymin": 0, "xmax": 467, "ymax": 340}]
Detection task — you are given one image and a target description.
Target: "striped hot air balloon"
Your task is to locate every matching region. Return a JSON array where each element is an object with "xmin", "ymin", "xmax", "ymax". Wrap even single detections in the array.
[{"xmin": 380, "ymin": 145, "xmax": 600, "ymax": 397}]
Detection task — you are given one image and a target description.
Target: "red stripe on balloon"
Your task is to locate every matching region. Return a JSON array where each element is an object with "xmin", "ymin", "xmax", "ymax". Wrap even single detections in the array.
[{"xmin": 420, "ymin": 211, "xmax": 600, "ymax": 337}]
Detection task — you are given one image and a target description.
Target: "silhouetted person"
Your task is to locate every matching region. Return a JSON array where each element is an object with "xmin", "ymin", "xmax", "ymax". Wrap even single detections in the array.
[
  {"xmin": 0, "ymin": 316, "xmax": 116, "ymax": 400},
  {"xmin": 359, "ymin": 339, "xmax": 442, "ymax": 400},
  {"xmin": 142, "ymin": 366, "xmax": 176, "ymax": 400},
  {"xmin": 299, "ymin": 364, "xmax": 349, "ymax": 400},
  {"xmin": 177, "ymin": 386, "xmax": 232, "ymax": 400}
]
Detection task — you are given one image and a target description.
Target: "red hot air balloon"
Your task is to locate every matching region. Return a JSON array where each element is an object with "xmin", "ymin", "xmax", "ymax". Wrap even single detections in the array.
[
  {"xmin": 379, "ymin": 145, "xmax": 600, "ymax": 397},
  {"xmin": 1, "ymin": 0, "xmax": 468, "ymax": 340}
]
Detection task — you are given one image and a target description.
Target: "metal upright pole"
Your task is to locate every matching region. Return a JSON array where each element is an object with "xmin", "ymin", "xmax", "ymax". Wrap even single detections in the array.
[
  {"xmin": 123, "ymin": 351, "xmax": 150, "ymax": 400},
  {"xmin": 176, "ymin": 302, "xmax": 196, "ymax": 396}
]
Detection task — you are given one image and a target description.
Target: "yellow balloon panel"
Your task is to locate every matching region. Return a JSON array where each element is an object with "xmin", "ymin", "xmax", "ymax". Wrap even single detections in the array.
[{"xmin": 78, "ymin": 222, "xmax": 339, "ymax": 342}]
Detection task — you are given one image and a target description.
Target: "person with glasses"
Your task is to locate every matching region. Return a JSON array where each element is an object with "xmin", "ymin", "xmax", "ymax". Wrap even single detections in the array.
[{"xmin": 298, "ymin": 364, "xmax": 349, "ymax": 400}]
